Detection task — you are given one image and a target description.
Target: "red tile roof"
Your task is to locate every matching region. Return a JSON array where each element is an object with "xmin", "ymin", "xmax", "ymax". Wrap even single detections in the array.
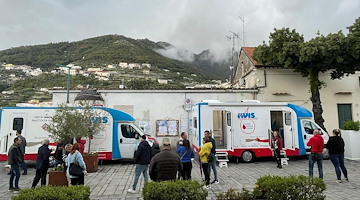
[{"xmin": 242, "ymin": 47, "xmax": 258, "ymax": 65}]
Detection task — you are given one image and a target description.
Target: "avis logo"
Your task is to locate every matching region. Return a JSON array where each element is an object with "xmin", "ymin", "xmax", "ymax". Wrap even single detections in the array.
[{"xmin": 237, "ymin": 113, "xmax": 255, "ymax": 118}]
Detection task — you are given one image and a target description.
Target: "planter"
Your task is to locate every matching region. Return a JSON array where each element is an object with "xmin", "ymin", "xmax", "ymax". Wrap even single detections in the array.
[
  {"xmin": 341, "ymin": 130, "xmax": 360, "ymax": 160},
  {"xmin": 48, "ymin": 171, "xmax": 68, "ymax": 186},
  {"xmin": 83, "ymin": 153, "xmax": 99, "ymax": 173}
]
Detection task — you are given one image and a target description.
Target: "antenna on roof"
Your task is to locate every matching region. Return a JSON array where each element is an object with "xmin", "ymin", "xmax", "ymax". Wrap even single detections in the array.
[{"xmin": 239, "ymin": 16, "xmax": 245, "ymax": 47}]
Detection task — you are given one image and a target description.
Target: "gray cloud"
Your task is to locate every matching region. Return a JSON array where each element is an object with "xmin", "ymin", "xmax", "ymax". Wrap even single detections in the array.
[{"xmin": 0, "ymin": 0, "xmax": 359, "ymax": 62}]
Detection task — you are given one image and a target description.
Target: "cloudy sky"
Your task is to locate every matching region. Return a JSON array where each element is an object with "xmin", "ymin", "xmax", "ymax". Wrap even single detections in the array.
[{"xmin": 1, "ymin": 0, "xmax": 359, "ymax": 57}]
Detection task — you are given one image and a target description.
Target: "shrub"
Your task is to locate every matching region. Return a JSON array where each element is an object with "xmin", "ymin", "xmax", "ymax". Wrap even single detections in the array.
[
  {"xmin": 253, "ymin": 175, "xmax": 326, "ymax": 200},
  {"xmin": 12, "ymin": 185, "xmax": 90, "ymax": 200},
  {"xmin": 216, "ymin": 188, "xmax": 253, "ymax": 200},
  {"xmin": 143, "ymin": 180, "xmax": 208, "ymax": 200},
  {"xmin": 343, "ymin": 120, "xmax": 360, "ymax": 131}
]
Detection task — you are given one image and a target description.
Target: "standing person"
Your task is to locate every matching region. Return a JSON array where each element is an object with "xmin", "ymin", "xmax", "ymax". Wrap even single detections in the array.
[
  {"xmin": 307, "ymin": 129, "xmax": 324, "ymax": 179},
  {"xmin": 54, "ymin": 142, "xmax": 64, "ymax": 167},
  {"xmin": 128, "ymin": 135, "xmax": 152, "ymax": 194},
  {"xmin": 176, "ymin": 139, "xmax": 195, "ymax": 180},
  {"xmin": 66, "ymin": 143, "xmax": 87, "ymax": 185},
  {"xmin": 16, "ymin": 130, "xmax": 28, "ymax": 175},
  {"xmin": 199, "ymin": 136, "xmax": 213, "ymax": 189},
  {"xmin": 31, "ymin": 139, "xmax": 51, "ymax": 188},
  {"xmin": 62, "ymin": 144, "xmax": 73, "ymax": 172},
  {"xmin": 204, "ymin": 130, "xmax": 218, "ymax": 184},
  {"xmin": 149, "ymin": 141, "xmax": 182, "ymax": 182},
  {"xmin": 327, "ymin": 129, "xmax": 349, "ymax": 183},
  {"xmin": 76, "ymin": 138, "xmax": 86, "ymax": 155},
  {"xmin": 8, "ymin": 137, "xmax": 23, "ymax": 192},
  {"xmin": 177, "ymin": 132, "xmax": 188, "ymax": 147},
  {"xmin": 271, "ymin": 131, "xmax": 283, "ymax": 169}
]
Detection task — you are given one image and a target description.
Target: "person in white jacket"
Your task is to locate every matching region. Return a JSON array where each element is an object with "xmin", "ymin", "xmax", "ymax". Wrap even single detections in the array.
[{"xmin": 66, "ymin": 143, "xmax": 87, "ymax": 185}]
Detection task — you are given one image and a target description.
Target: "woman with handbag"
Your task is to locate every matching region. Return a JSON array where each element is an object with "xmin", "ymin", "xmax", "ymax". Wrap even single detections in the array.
[
  {"xmin": 199, "ymin": 136, "xmax": 212, "ymax": 189},
  {"xmin": 176, "ymin": 139, "xmax": 195, "ymax": 180},
  {"xmin": 66, "ymin": 143, "xmax": 87, "ymax": 185}
]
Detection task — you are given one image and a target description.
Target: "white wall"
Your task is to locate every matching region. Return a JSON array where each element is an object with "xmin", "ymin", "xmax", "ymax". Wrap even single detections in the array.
[{"xmin": 51, "ymin": 90, "xmax": 257, "ymax": 145}]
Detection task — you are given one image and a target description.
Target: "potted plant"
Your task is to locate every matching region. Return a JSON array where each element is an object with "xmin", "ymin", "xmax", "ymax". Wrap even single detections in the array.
[
  {"xmin": 48, "ymin": 165, "xmax": 68, "ymax": 186},
  {"xmin": 48, "ymin": 103, "xmax": 104, "ymax": 173},
  {"xmin": 341, "ymin": 120, "xmax": 360, "ymax": 160}
]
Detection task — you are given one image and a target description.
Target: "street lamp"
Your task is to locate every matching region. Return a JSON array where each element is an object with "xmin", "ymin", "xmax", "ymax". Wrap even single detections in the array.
[{"xmin": 56, "ymin": 64, "xmax": 71, "ymax": 104}]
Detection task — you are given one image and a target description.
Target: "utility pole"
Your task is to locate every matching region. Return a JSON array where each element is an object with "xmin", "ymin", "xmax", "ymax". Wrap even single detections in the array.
[
  {"xmin": 56, "ymin": 64, "xmax": 71, "ymax": 104},
  {"xmin": 228, "ymin": 31, "xmax": 239, "ymax": 82}
]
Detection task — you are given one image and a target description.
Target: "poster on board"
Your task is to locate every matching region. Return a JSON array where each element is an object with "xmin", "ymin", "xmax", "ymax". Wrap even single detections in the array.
[{"xmin": 156, "ymin": 120, "xmax": 179, "ymax": 136}]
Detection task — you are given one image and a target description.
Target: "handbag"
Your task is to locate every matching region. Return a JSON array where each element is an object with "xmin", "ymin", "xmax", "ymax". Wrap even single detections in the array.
[
  {"xmin": 207, "ymin": 153, "xmax": 214, "ymax": 163},
  {"xmin": 69, "ymin": 154, "xmax": 83, "ymax": 176}
]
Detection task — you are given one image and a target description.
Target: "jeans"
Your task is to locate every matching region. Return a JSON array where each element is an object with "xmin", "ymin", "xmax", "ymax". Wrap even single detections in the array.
[
  {"xmin": 132, "ymin": 164, "xmax": 149, "ymax": 190},
  {"xmin": 208, "ymin": 154, "xmax": 218, "ymax": 181},
  {"xmin": 32, "ymin": 169, "xmax": 48, "ymax": 187},
  {"xmin": 181, "ymin": 162, "xmax": 192, "ymax": 180},
  {"xmin": 202, "ymin": 163, "xmax": 210, "ymax": 185},
  {"xmin": 20, "ymin": 162, "xmax": 27, "ymax": 173},
  {"xmin": 274, "ymin": 149, "xmax": 281, "ymax": 167},
  {"xmin": 330, "ymin": 154, "xmax": 348, "ymax": 180},
  {"xmin": 10, "ymin": 164, "xmax": 21, "ymax": 188},
  {"xmin": 309, "ymin": 153, "xmax": 323, "ymax": 179}
]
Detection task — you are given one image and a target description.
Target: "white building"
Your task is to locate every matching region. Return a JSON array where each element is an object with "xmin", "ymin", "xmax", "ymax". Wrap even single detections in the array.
[
  {"xmin": 157, "ymin": 79, "xmax": 168, "ymax": 84},
  {"xmin": 142, "ymin": 63, "xmax": 151, "ymax": 68},
  {"xmin": 119, "ymin": 62, "xmax": 128, "ymax": 68},
  {"xmin": 51, "ymin": 89, "xmax": 257, "ymax": 145},
  {"xmin": 232, "ymin": 47, "xmax": 360, "ymax": 130}
]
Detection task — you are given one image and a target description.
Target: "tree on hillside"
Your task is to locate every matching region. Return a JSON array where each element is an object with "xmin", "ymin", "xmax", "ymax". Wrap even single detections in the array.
[{"xmin": 254, "ymin": 17, "xmax": 360, "ymax": 131}]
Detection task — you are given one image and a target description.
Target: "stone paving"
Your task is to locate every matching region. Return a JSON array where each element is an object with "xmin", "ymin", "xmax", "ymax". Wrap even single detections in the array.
[{"xmin": 1, "ymin": 157, "xmax": 360, "ymax": 199}]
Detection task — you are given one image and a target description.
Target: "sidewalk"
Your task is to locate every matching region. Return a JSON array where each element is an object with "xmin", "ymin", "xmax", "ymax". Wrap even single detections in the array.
[{"xmin": 1, "ymin": 158, "xmax": 360, "ymax": 199}]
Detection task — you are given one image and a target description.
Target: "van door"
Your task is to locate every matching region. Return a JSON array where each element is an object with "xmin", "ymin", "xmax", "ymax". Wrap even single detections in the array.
[
  {"xmin": 118, "ymin": 123, "xmax": 140, "ymax": 158},
  {"xmin": 283, "ymin": 111, "xmax": 294, "ymax": 149},
  {"xmin": 301, "ymin": 119, "xmax": 322, "ymax": 150},
  {"xmin": 225, "ymin": 111, "xmax": 233, "ymax": 151}
]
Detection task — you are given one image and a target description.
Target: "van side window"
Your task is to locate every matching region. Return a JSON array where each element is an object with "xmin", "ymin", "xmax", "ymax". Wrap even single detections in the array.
[
  {"xmin": 121, "ymin": 124, "xmax": 138, "ymax": 138},
  {"xmin": 302, "ymin": 120, "xmax": 322, "ymax": 135},
  {"xmin": 13, "ymin": 118, "xmax": 24, "ymax": 131}
]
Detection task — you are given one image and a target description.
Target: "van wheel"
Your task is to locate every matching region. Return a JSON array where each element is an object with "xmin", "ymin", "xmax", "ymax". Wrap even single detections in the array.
[{"xmin": 241, "ymin": 150, "xmax": 255, "ymax": 163}]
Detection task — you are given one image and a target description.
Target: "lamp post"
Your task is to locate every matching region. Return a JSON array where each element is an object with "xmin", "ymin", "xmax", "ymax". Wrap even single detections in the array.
[{"xmin": 56, "ymin": 64, "xmax": 71, "ymax": 104}]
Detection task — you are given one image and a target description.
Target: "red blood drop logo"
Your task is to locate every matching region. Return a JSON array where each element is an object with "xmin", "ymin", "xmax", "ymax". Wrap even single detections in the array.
[{"xmin": 242, "ymin": 124, "xmax": 247, "ymax": 129}]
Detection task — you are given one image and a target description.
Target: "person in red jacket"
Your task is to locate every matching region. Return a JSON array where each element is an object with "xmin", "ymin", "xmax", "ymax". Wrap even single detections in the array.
[
  {"xmin": 76, "ymin": 138, "xmax": 86, "ymax": 155},
  {"xmin": 307, "ymin": 129, "xmax": 324, "ymax": 179},
  {"xmin": 271, "ymin": 131, "xmax": 283, "ymax": 169}
]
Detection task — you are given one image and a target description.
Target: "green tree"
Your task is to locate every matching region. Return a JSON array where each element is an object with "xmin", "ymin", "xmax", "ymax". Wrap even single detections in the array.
[
  {"xmin": 254, "ymin": 18, "xmax": 360, "ymax": 131},
  {"xmin": 47, "ymin": 104, "xmax": 104, "ymax": 152}
]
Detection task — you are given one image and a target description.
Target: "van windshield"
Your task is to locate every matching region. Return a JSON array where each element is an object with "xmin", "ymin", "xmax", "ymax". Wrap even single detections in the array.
[{"xmin": 302, "ymin": 120, "xmax": 324, "ymax": 135}]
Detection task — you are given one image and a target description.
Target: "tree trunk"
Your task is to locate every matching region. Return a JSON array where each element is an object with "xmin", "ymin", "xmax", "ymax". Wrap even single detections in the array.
[{"xmin": 309, "ymin": 69, "xmax": 327, "ymax": 132}]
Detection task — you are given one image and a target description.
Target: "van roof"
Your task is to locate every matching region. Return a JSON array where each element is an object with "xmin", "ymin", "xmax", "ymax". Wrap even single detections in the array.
[{"xmin": 1, "ymin": 107, "xmax": 135, "ymax": 122}]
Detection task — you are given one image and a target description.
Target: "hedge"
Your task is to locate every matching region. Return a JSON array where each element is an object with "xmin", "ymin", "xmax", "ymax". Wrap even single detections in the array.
[
  {"xmin": 252, "ymin": 175, "xmax": 326, "ymax": 200},
  {"xmin": 11, "ymin": 185, "xmax": 90, "ymax": 200},
  {"xmin": 143, "ymin": 180, "xmax": 208, "ymax": 200}
]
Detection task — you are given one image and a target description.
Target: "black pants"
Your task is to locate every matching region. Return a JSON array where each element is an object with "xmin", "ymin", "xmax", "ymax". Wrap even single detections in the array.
[
  {"xmin": 202, "ymin": 163, "xmax": 210, "ymax": 185},
  {"xmin": 31, "ymin": 169, "xmax": 48, "ymax": 188},
  {"xmin": 71, "ymin": 174, "xmax": 84, "ymax": 185},
  {"xmin": 274, "ymin": 149, "xmax": 281, "ymax": 167},
  {"xmin": 181, "ymin": 162, "xmax": 192, "ymax": 180}
]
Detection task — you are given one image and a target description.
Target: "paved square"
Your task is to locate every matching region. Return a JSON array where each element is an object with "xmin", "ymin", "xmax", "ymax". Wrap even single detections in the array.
[{"xmin": 1, "ymin": 157, "xmax": 359, "ymax": 199}]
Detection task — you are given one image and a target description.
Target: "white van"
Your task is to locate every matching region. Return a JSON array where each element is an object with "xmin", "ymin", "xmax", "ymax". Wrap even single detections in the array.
[
  {"xmin": 191, "ymin": 100, "xmax": 329, "ymax": 162},
  {"xmin": 0, "ymin": 107, "xmax": 156, "ymax": 161}
]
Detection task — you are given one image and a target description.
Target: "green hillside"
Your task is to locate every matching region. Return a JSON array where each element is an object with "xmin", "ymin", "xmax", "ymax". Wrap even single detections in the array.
[{"xmin": 0, "ymin": 35, "xmax": 218, "ymax": 79}]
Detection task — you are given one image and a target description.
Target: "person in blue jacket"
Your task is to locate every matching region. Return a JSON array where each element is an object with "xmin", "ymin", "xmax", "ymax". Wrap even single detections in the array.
[{"xmin": 176, "ymin": 139, "xmax": 195, "ymax": 180}]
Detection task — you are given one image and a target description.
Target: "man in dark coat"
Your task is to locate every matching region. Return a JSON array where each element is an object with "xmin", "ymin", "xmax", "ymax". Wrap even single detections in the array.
[
  {"xmin": 16, "ymin": 130, "xmax": 28, "ymax": 175},
  {"xmin": 8, "ymin": 137, "xmax": 23, "ymax": 191},
  {"xmin": 149, "ymin": 140, "xmax": 182, "ymax": 182},
  {"xmin": 128, "ymin": 135, "xmax": 152, "ymax": 194},
  {"xmin": 31, "ymin": 139, "xmax": 51, "ymax": 188}
]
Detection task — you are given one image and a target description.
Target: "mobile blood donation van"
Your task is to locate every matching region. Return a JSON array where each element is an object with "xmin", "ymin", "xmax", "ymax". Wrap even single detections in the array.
[
  {"xmin": 191, "ymin": 100, "xmax": 329, "ymax": 162},
  {"xmin": 0, "ymin": 107, "xmax": 156, "ymax": 161}
]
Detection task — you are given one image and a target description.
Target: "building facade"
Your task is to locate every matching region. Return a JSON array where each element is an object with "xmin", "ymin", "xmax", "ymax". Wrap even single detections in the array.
[{"xmin": 232, "ymin": 47, "xmax": 360, "ymax": 131}]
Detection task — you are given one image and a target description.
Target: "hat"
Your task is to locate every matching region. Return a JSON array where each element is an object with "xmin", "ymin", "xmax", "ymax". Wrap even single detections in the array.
[{"xmin": 141, "ymin": 135, "xmax": 146, "ymax": 140}]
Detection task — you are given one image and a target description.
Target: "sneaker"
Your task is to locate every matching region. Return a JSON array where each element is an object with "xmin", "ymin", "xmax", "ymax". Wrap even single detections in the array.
[
  {"xmin": 277, "ymin": 165, "xmax": 282, "ymax": 169},
  {"xmin": 13, "ymin": 188, "xmax": 21, "ymax": 193},
  {"xmin": 211, "ymin": 180, "xmax": 219, "ymax": 184},
  {"xmin": 8, "ymin": 187, "xmax": 15, "ymax": 192},
  {"xmin": 336, "ymin": 180, "xmax": 342, "ymax": 183},
  {"xmin": 22, "ymin": 172, "xmax": 27, "ymax": 175},
  {"xmin": 127, "ymin": 189, "xmax": 137, "ymax": 194},
  {"xmin": 345, "ymin": 178, "xmax": 349, "ymax": 182}
]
